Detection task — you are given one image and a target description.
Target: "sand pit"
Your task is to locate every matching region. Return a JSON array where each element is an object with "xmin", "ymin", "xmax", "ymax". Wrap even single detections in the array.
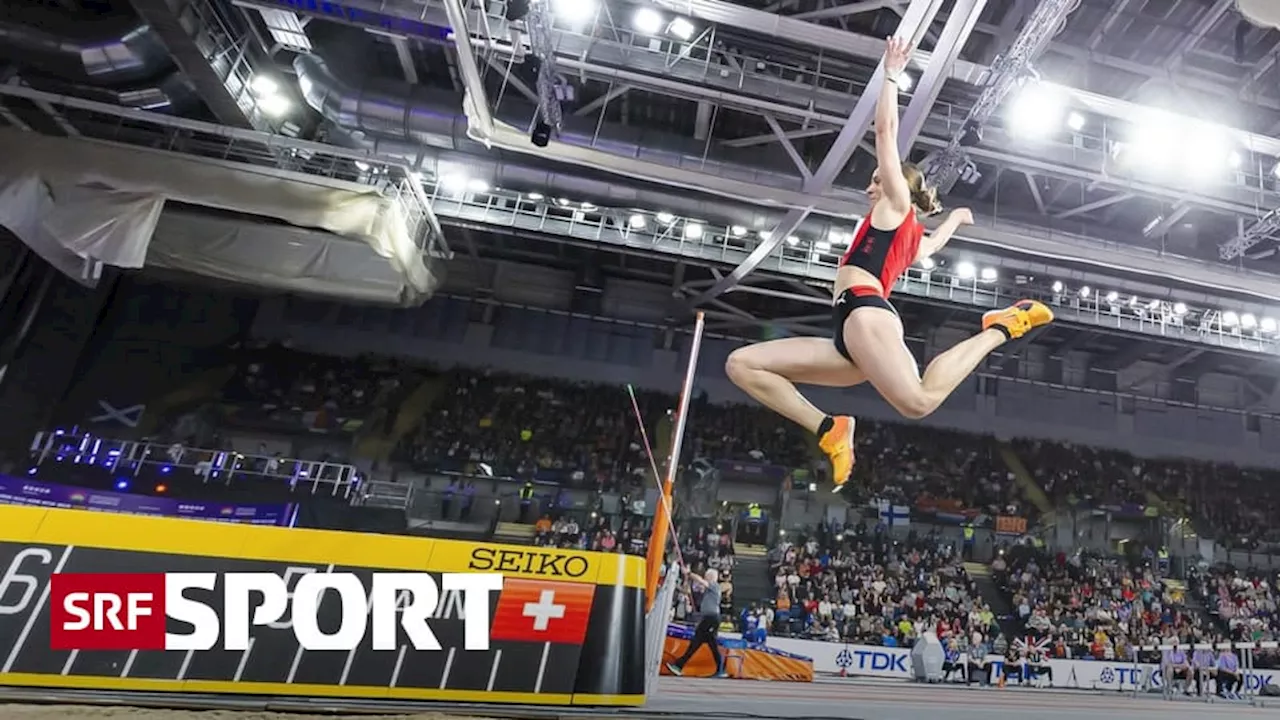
[{"xmin": 0, "ymin": 705, "xmax": 495, "ymax": 720}]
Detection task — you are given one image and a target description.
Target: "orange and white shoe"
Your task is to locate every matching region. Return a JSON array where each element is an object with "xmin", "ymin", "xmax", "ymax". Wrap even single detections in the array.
[
  {"xmin": 818, "ymin": 416, "xmax": 856, "ymax": 492},
  {"xmin": 982, "ymin": 299, "xmax": 1054, "ymax": 340}
]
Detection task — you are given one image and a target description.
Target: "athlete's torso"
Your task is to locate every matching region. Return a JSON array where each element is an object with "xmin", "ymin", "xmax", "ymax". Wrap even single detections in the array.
[{"xmin": 837, "ymin": 208, "xmax": 924, "ymax": 298}]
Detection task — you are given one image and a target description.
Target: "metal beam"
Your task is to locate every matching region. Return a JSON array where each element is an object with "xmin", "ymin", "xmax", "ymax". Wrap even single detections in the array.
[
  {"xmin": 1124, "ymin": 348, "xmax": 1204, "ymax": 390},
  {"xmin": 1088, "ymin": 0, "xmax": 1134, "ymax": 52},
  {"xmin": 793, "ymin": 0, "xmax": 905, "ymax": 21},
  {"xmin": 897, "ymin": 0, "xmax": 986, "ymax": 153},
  {"xmin": 1023, "ymin": 171, "xmax": 1046, "ymax": 214},
  {"xmin": 764, "ymin": 114, "xmax": 813, "ymax": 181},
  {"xmin": 1054, "ymin": 192, "xmax": 1135, "ymax": 220},
  {"xmin": 574, "ymin": 83, "xmax": 633, "ymax": 117},
  {"xmin": 688, "ymin": 0, "xmax": 949, "ymax": 306},
  {"xmin": 484, "ymin": 55, "xmax": 540, "ymax": 104},
  {"xmin": 722, "ymin": 126, "xmax": 832, "ymax": 148},
  {"xmin": 1143, "ymin": 202, "xmax": 1193, "ymax": 238},
  {"xmin": 1166, "ymin": 0, "xmax": 1233, "ymax": 71},
  {"xmin": 441, "ymin": 0, "xmax": 495, "ymax": 138},
  {"xmin": 391, "ymin": 36, "xmax": 419, "ymax": 84}
]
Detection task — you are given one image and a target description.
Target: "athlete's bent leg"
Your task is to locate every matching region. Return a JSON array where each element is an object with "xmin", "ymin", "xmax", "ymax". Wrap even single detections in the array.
[
  {"xmin": 725, "ymin": 337, "xmax": 865, "ymax": 489},
  {"xmin": 725, "ymin": 337, "xmax": 865, "ymax": 432},
  {"xmin": 842, "ymin": 300, "xmax": 1052, "ymax": 420}
]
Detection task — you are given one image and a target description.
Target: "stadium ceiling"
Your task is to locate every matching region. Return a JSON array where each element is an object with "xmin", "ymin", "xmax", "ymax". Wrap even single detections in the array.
[{"xmin": 1, "ymin": 0, "xmax": 1279, "ymax": 402}]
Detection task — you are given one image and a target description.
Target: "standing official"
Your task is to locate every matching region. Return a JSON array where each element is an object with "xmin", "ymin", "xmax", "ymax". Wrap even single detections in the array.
[{"xmin": 666, "ymin": 567, "xmax": 727, "ymax": 678}]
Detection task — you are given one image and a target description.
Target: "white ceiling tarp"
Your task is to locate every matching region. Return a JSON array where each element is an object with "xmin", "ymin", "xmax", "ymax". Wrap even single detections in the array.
[{"xmin": 0, "ymin": 128, "xmax": 437, "ymax": 302}]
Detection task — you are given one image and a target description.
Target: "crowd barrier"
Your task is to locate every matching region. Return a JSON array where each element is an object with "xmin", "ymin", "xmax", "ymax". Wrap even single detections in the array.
[
  {"xmin": 662, "ymin": 625, "xmax": 813, "ymax": 681},
  {"xmin": 0, "ymin": 505, "xmax": 646, "ymax": 707},
  {"xmin": 726, "ymin": 635, "xmax": 1279, "ymax": 694}
]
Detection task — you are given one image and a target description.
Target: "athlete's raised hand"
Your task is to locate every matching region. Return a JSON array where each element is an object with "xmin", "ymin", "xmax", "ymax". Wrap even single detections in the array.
[
  {"xmin": 883, "ymin": 36, "xmax": 913, "ymax": 81},
  {"xmin": 949, "ymin": 207, "xmax": 974, "ymax": 226}
]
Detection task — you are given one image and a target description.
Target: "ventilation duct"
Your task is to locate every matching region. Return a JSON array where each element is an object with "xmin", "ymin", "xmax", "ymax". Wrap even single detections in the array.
[
  {"xmin": 0, "ymin": 11, "xmax": 172, "ymax": 85},
  {"xmin": 293, "ymin": 54, "xmax": 868, "ymax": 218},
  {"xmin": 0, "ymin": 9, "xmax": 192, "ymax": 111},
  {"xmin": 1238, "ymin": 0, "xmax": 1280, "ymax": 29}
]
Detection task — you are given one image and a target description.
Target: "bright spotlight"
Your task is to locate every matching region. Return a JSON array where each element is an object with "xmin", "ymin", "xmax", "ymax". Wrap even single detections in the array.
[
  {"xmin": 1229, "ymin": 151, "xmax": 1244, "ymax": 169},
  {"xmin": 1007, "ymin": 82, "xmax": 1064, "ymax": 139},
  {"xmin": 667, "ymin": 16, "xmax": 695, "ymax": 40},
  {"xmin": 1105, "ymin": 290, "xmax": 1119, "ymax": 303},
  {"xmin": 633, "ymin": 7, "xmax": 663, "ymax": 34},
  {"xmin": 730, "ymin": 225, "xmax": 747, "ymax": 237},
  {"xmin": 897, "ymin": 73, "xmax": 913, "ymax": 92},
  {"xmin": 1173, "ymin": 302, "xmax": 1188, "ymax": 315},
  {"xmin": 1079, "ymin": 285, "xmax": 1091, "ymax": 298},
  {"xmin": 980, "ymin": 267, "xmax": 997, "ymax": 282},
  {"xmin": 552, "ymin": 0, "xmax": 598, "ymax": 29},
  {"xmin": 257, "ymin": 93, "xmax": 290, "ymax": 117},
  {"xmin": 1066, "ymin": 111, "xmax": 1086, "ymax": 132},
  {"xmin": 1273, "ymin": 162, "xmax": 1280, "ymax": 180},
  {"xmin": 556, "ymin": 197, "xmax": 572, "ymax": 206},
  {"xmin": 1147, "ymin": 299, "xmax": 1161, "ymax": 310},
  {"xmin": 580, "ymin": 201, "xmax": 596, "ymax": 211},
  {"xmin": 1262, "ymin": 317, "xmax": 1278, "ymax": 333},
  {"xmin": 1123, "ymin": 115, "xmax": 1180, "ymax": 171},
  {"xmin": 1181, "ymin": 127, "xmax": 1231, "ymax": 177},
  {"xmin": 441, "ymin": 173, "xmax": 469, "ymax": 192},
  {"xmin": 684, "ymin": 222, "xmax": 704, "ymax": 239},
  {"xmin": 1223, "ymin": 311, "xmax": 1240, "ymax": 327},
  {"xmin": 785, "ymin": 235, "xmax": 799, "ymax": 246},
  {"xmin": 1241, "ymin": 313, "xmax": 1257, "ymax": 329},
  {"xmin": 527, "ymin": 192, "xmax": 544, "ymax": 200},
  {"xmin": 956, "ymin": 261, "xmax": 976, "ymax": 279},
  {"xmin": 250, "ymin": 75, "xmax": 279, "ymax": 96},
  {"xmin": 919, "ymin": 257, "xmax": 935, "ymax": 270},
  {"xmin": 628, "ymin": 213, "xmax": 647, "ymax": 229},
  {"xmin": 1052, "ymin": 280, "xmax": 1064, "ymax": 293},
  {"xmin": 815, "ymin": 241, "xmax": 832, "ymax": 252},
  {"xmin": 657, "ymin": 211, "xmax": 675, "ymax": 224},
  {"xmin": 466, "ymin": 178, "xmax": 491, "ymax": 193}
]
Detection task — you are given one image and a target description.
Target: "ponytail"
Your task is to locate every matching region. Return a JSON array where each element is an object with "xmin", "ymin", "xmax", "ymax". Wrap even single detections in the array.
[{"xmin": 912, "ymin": 184, "xmax": 943, "ymax": 216}]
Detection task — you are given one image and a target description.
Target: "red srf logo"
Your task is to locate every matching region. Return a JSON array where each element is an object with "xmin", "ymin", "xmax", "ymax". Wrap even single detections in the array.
[{"xmin": 49, "ymin": 573, "xmax": 166, "ymax": 650}]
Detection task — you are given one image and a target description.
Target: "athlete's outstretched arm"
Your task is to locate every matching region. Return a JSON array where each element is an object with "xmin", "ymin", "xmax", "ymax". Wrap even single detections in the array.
[
  {"xmin": 916, "ymin": 208, "xmax": 974, "ymax": 261},
  {"xmin": 873, "ymin": 36, "xmax": 913, "ymax": 211}
]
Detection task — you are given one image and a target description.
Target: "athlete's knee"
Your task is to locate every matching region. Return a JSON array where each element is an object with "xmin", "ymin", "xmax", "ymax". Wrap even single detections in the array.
[
  {"xmin": 892, "ymin": 392, "xmax": 935, "ymax": 420},
  {"xmin": 724, "ymin": 347, "xmax": 759, "ymax": 382}
]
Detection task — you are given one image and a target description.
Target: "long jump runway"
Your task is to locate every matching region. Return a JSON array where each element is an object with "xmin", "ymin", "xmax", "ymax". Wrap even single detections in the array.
[{"xmin": 646, "ymin": 677, "xmax": 1280, "ymax": 720}]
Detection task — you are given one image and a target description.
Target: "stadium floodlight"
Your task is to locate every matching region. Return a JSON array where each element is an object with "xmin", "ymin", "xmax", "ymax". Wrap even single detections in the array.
[
  {"xmin": 250, "ymin": 75, "xmax": 279, "ymax": 96},
  {"xmin": 656, "ymin": 211, "xmax": 675, "ymax": 224},
  {"xmin": 1066, "ymin": 111, "xmax": 1086, "ymax": 132},
  {"xmin": 628, "ymin": 213, "xmax": 646, "ymax": 229},
  {"xmin": 556, "ymin": 197, "xmax": 572, "ymax": 206},
  {"xmin": 1079, "ymin": 285, "xmax": 1091, "ymax": 298},
  {"xmin": 1173, "ymin": 302, "xmax": 1188, "ymax": 315},
  {"xmin": 956, "ymin": 261, "xmax": 976, "ymax": 279},
  {"xmin": 730, "ymin": 225, "xmax": 747, "ymax": 237},
  {"xmin": 1122, "ymin": 114, "xmax": 1180, "ymax": 172},
  {"xmin": 1228, "ymin": 151, "xmax": 1244, "ymax": 169},
  {"xmin": 441, "ymin": 173, "xmax": 469, "ymax": 193},
  {"xmin": 1223, "ymin": 311, "xmax": 1240, "ymax": 327},
  {"xmin": 1273, "ymin": 162, "xmax": 1280, "ymax": 179},
  {"xmin": 1241, "ymin": 313, "xmax": 1258, "ymax": 329},
  {"xmin": 552, "ymin": 0, "xmax": 597, "ymax": 29},
  {"xmin": 684, "ymin": 222, "xmax": 704, "ymax": 239},
  {"xmin": 815, "ymin": 241, "xmax": 832, "ymax": 252},
  {"xmin": 1052, "ymin": 280, "xmax": 1064, "ymax": 293},
  {"xmin": 257, "ymin": 93, "xmax": 290, "ymax": 117},
  {"xmin": 580, "ymin": 201, "xmax": 596, "ymax": 211},
  {"xmin": 897, "ymin": 73, "xmax": 914, "ymax": 92},
  {"xmin": 980, "ymin": 267, "xmax": 997, "ymax": 282},
  {"xmin": 667, "ymin": 17, "xmax": 695, "ymax": 40},
  {"xmin": 919, "ymin": 257, "xmax": 935, "ymax": 270},
  {"xmin": 1105, "ymin": 290, "xmax": 1119, "ymax": 303},
  {"xmin": 467, "ymin": 178, "xmax": 491, "ymax": 193},
  {"xmin": 527, "ymin": 192, "xmax": 544, "ymax": 200},
  {"xmin": 1181, "ymin": 127, "xmax": 1231, "ymax": 177},
  {"xmin": 785, "ymin": 235, "xmax": 799, "ymax": 246},
  {"xmin": 1007, "ymin": 82, "xmax": 1064, "ymax": 139},
  {"xmin": 633, "ymin": 7, "xmax": 663, "ymax": 34},
  {"xmin": 1262, "ymin": 317, "xmax": 1278, "ymax": 333}
]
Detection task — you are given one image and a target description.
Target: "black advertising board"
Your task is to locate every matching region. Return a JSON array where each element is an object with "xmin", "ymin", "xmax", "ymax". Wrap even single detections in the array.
[{"xmin": 0, "ymin": 505, "xmax": 646, "ymax": 706}]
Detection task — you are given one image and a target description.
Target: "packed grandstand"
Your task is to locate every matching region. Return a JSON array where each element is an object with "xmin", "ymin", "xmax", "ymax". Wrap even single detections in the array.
[{"xmin": 26, "ymin": 343, "xmax": 1273, "ymax": 688}]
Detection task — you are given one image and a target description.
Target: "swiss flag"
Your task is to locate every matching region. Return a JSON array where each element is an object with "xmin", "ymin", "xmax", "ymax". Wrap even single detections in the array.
[{"xmin": 490, "ymin": 578, "xmax": 595, "ymax": 645}]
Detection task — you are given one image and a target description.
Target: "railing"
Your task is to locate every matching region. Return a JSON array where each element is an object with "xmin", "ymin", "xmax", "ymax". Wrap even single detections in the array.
[{"xmin": 29, "ymin": 431, "xmax": 359, "ymax": 498}]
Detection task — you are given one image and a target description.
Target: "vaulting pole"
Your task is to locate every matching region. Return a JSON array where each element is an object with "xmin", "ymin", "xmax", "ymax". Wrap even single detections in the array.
[{"xmin": 644, "ymin": 312, "xmax": 705, "ymax": 610}]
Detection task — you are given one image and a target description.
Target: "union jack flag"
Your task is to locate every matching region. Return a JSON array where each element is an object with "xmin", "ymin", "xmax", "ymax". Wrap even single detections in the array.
[{"xmin": 1013, "ymin": 635, "xmax": 1051, "ymax": 655}]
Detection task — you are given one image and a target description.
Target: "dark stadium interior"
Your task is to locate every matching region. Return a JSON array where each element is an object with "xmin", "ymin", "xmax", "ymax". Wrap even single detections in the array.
[{"xmin": 2, "ymin": 0, "xmax": 1280, "ymax": 717}]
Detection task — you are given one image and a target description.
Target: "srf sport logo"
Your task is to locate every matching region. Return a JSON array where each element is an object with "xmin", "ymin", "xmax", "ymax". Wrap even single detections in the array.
[{"xmin": 834, "ymin": 646, "xmax": 907, "ymax": 673}]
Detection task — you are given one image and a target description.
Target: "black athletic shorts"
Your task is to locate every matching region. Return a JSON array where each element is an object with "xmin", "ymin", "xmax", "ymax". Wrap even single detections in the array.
[{"xmin": 832, "ymin": 286, "xmax": 898, "ymax": 362}]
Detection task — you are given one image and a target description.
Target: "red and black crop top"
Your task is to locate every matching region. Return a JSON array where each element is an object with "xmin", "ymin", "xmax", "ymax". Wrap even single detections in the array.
[{"xmin": 838, "ymin": 209, "xmax": 925, "ymax": 298}]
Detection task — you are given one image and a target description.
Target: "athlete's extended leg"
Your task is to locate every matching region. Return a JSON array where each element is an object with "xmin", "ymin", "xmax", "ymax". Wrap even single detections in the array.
[
  {"xmin": 843, "ymin": 300, "xmax": 1052, "ymax": 419},
  {"xmin": 725, "ymin": 337, "xmax": 864, "ymax": 488}
]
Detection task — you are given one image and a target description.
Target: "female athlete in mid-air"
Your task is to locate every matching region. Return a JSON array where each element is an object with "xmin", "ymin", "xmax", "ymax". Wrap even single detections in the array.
[{"xmin": 725, "ymin": 37, "xmax": 1054, "ymax": 492}]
